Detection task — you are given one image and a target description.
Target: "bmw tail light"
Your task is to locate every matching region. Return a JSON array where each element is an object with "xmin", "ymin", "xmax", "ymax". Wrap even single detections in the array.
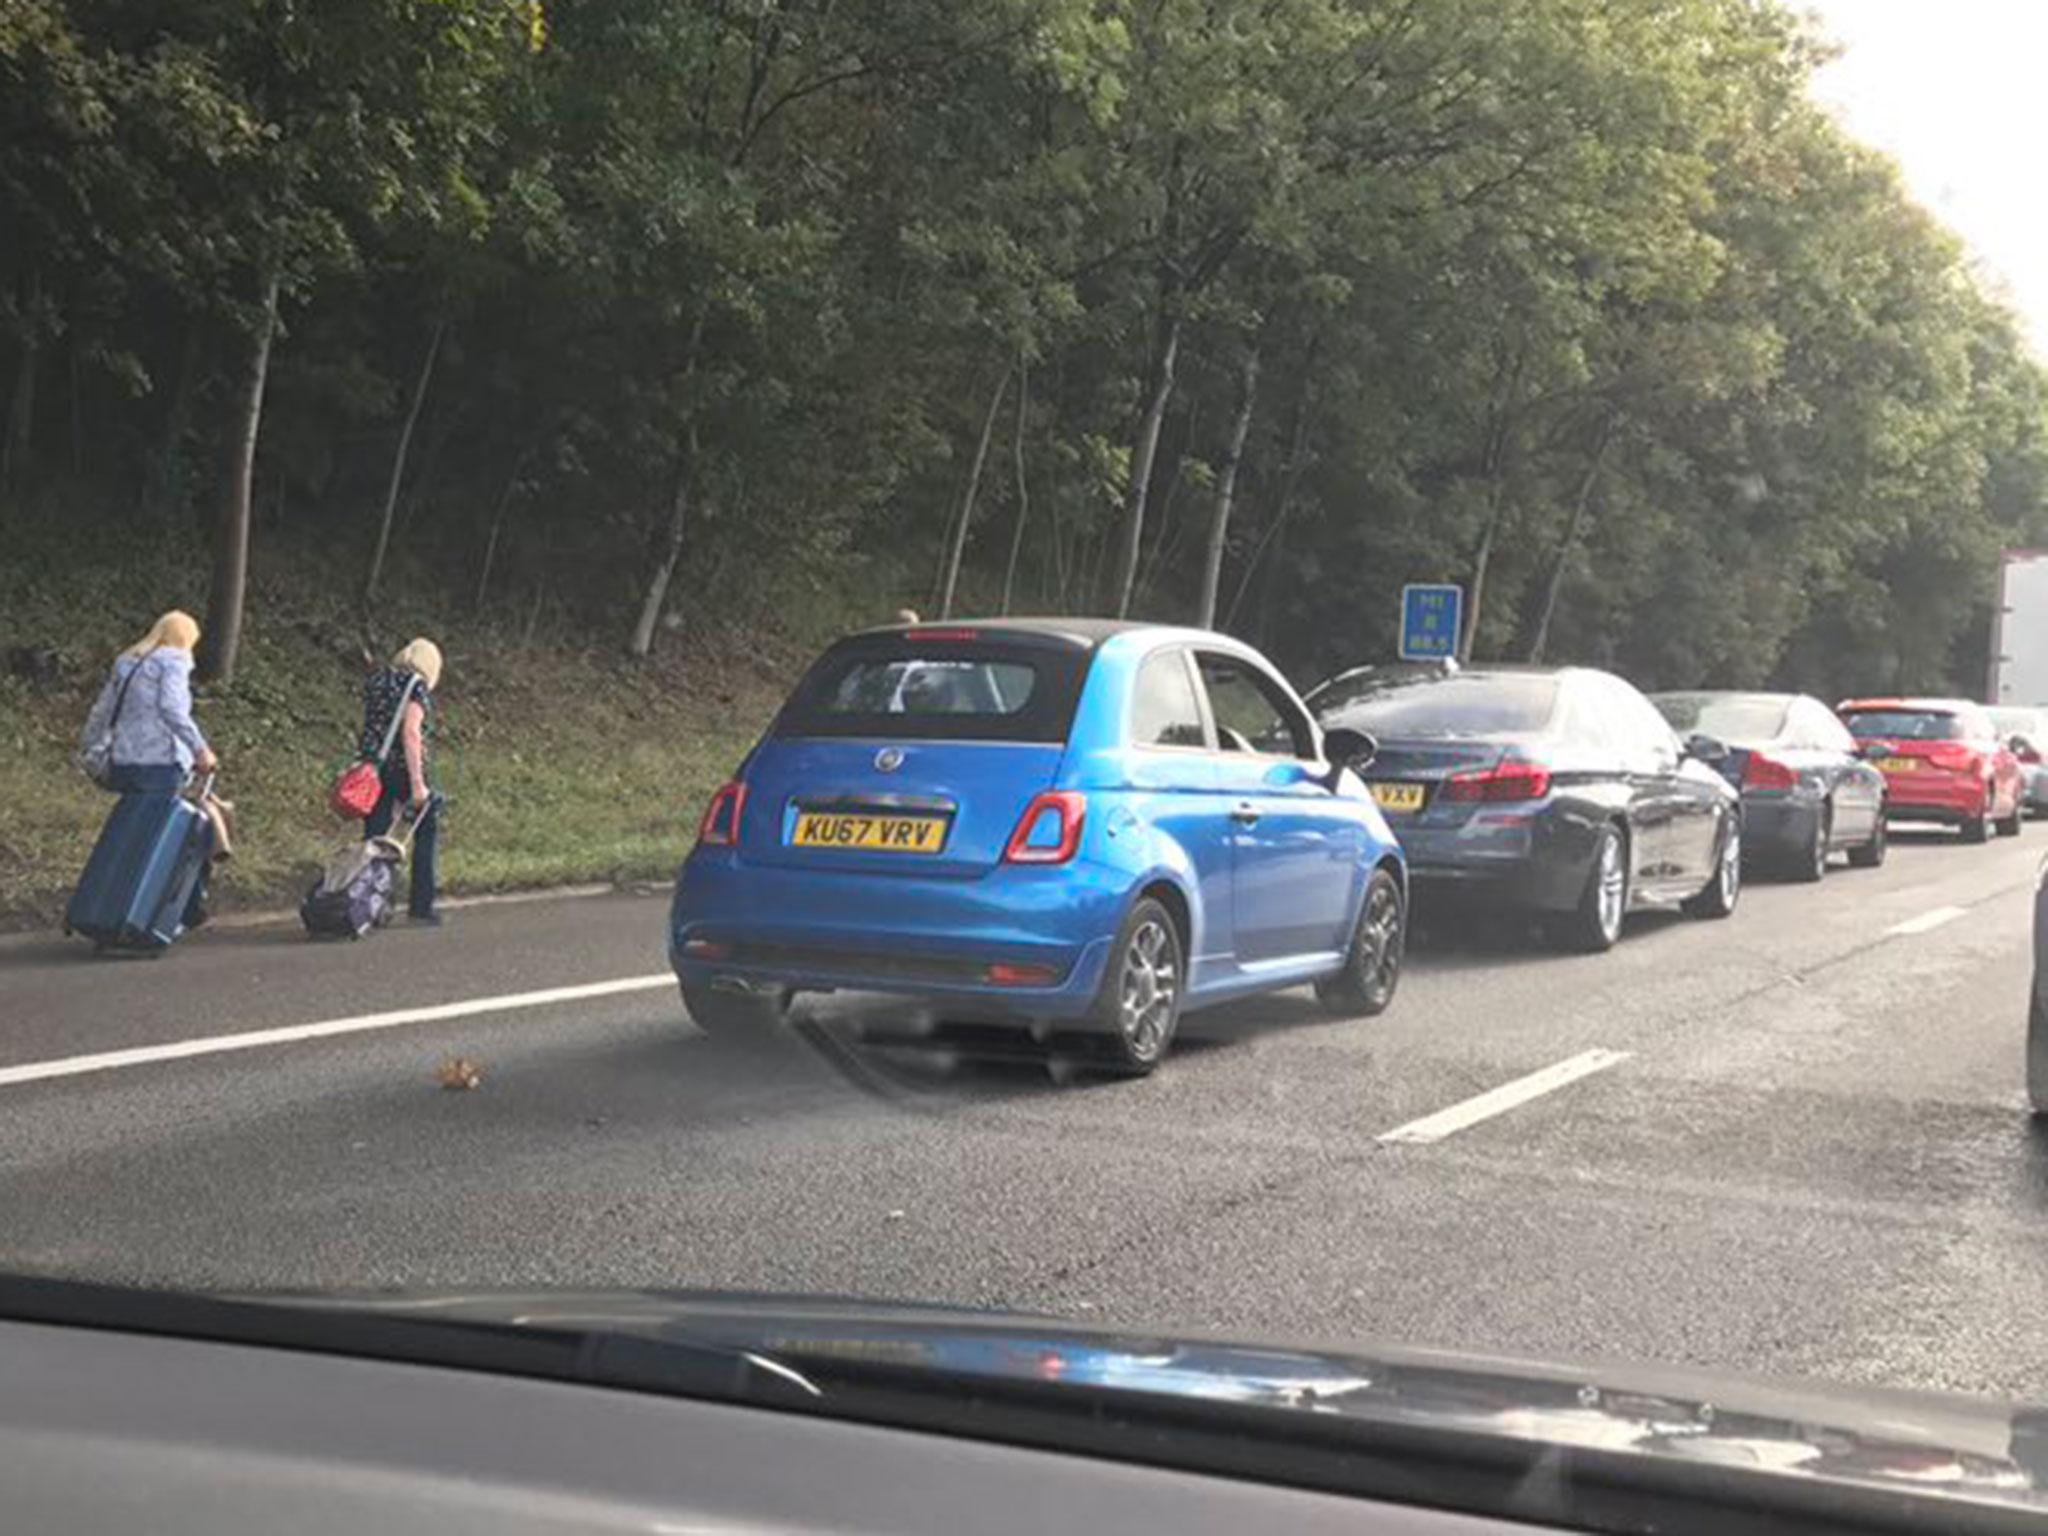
[
  {"xmin": 1443, "ymin": 758, "xmax": 1552, "ymax": 803},
  {"xmin": 1004, "ymin": 791, "xmax": 1086, "ymax": 864},
  {"xmin": 1741, "ymin": 752, "xmax": 1798, "ymax": 791},
  {"xmin": 697, "ymin": 781, "xmax": 748, "ymax": 846}
]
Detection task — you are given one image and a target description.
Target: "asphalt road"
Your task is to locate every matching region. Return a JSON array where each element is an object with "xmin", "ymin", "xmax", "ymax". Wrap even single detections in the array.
[{"xmin": 3, "ymin": 825, "xmax": 2046, "ymax": 1402}]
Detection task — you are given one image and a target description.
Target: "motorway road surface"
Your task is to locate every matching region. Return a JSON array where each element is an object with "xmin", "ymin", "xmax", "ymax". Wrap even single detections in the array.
[{"xmin": 3, "ymin": 826, "xmax": 2046, "ymax": 1402}]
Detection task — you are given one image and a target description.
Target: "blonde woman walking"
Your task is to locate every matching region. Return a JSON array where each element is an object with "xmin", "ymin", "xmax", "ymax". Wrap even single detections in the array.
[{"xmin": 358, "ymin": 637, "xmax": 445, "ymax": 924}]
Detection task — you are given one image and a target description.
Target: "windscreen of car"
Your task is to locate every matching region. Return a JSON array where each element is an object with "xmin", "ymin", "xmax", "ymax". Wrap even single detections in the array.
[
  {"xmin": 1319, "ymin": 673, "xmax": 1560, "ymax": 737},
  {"xmin": 1838, "ymin": 709, "xmax": 1965, "ymax": 741},
  {"xmin": 1653, "ymin": 693, "xmax": 1790, "ymax": 744},
  {"xmin": 777, "ymin": 639, "xmax": 1088, "ymax": 741}
]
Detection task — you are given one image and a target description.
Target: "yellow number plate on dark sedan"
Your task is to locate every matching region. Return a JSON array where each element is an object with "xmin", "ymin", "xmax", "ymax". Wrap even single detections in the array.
[
  {"xmin": 792, "ymin": 812, "xmax": 947, "ymax": 853},
  {"xmin": 1368, "ymin": 782, "xmax": 1427, "ymax": 813}
]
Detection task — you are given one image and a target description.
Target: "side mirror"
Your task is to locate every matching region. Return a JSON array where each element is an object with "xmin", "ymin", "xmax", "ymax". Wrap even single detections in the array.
[
  {"xmin": 1684, "ymin": 732, "xmax": 1730, "ymax": 765},
  {"xmin": 1321, "ymin": 726, "xmax": 1378, "ymax": 789}
]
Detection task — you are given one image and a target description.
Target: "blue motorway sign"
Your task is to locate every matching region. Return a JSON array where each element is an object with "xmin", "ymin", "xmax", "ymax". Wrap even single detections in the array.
[{"xmin": 1399, "ymin": 583, "xmax": 1463, "ymax": 661}]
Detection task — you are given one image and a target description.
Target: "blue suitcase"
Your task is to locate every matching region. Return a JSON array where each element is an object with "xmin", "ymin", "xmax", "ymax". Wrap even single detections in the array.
[{"xmin": 64, "ymin": 786, "xmax": 212, "ymax": 953}]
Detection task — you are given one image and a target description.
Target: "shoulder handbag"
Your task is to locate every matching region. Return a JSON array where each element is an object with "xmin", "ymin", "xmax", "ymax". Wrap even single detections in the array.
[
  {"xmin": 330, "ymin": 673, "xmax": 421, "ymax": 819},
  {"xmin": 77, "ymin": 650, "xmax": 151, "ymax": 790}
]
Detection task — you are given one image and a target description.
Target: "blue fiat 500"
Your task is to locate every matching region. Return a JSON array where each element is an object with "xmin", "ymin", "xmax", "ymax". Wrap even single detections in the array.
[{"xmin": 670, "ymin": 620, "xmax": 1406, "ymax": 1073}]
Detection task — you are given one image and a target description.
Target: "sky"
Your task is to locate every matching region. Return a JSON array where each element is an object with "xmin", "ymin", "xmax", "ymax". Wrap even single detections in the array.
[{"xmin": 1804, "ymin": 0, "xmax": 2048, "ymax": 351}]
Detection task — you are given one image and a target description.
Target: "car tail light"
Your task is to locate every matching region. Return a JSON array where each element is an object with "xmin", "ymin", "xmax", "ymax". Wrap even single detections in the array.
[
  {"xmin": 697, "ymin": 781, "xmax": 748, "ymax": 846},
  {"xmin": 1925, "ymin": 745, "xmax": 1983, "ymax": 775},
  {"xmin": 1741, "ymin": 752, "xmax": 1798, "ymax": 790},
  {"xmin": 986, "ymin": 961, "xmax": 1060, "ymax": 986},
  {"xmin": 1004, "ymin": 791, "xmax": 1086, "ymax": 864},
  {"xmin": 902, "ymin": 627, "xmax": 981, "ymax": 642},
  {"xmin": 1443, "ymin": 758, "xmax": 1552, "ymax": 803},
  {"xmin": 682, "ymin": 938, "xmax": 732, "ymax": 960},
  {"xmin": 2019, "ymin": 744, "xmax": 2042, "ymax": 765}
]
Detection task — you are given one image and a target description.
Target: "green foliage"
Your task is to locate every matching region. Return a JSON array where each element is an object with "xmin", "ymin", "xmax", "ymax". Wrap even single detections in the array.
[{"xmin": 0, "ymin": 0, "xmax": 2042, "ymax": 703}]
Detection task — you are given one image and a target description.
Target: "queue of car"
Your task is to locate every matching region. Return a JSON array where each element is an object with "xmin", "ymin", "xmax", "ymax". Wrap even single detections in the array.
[{"xmin": 668, "ymin": 618, "xmax": 2038, "ymax": 1078}]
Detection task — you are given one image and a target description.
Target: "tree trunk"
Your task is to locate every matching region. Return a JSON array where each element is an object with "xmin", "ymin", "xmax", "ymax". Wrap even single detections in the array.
[
  {"xmin": 628, "ymin": 437, "xmax": 697, "ymax": 658},
  {"xmin": 627, "ymin": 308, "xmax": 710, "ymax": 652},
  {"xmin": 199, "ymin": 272, "xmax": 281, "ymax": 686},
  {"xmin": 999, "ymin": 353, "xmax": 1031, "ymax": 615},
  {"xmin": 1524, "ymin": 413, "xmax": 1617, "ymax": 663},
  {"xmin": 67, "ymin": 336, "xmax": 84, "ymax": 477},
  {"xmin": 1225, "ymin": 358, "xmax": 1314, "ymax": 631},
  {"xmin": 147, "ymin": 317, "xmax": 204, "ymax": 521},
  {"xmin": 362, "ymin": 316, "xmax": 446, "ymax": 609},
  {"xmin": 1198, "ymin": 347, "xmax": 1260, "ymax": 629},
  {"xmin": 2, "ymin": 268, "xmax": 40, "ymax": 497},
  {"xmin": 936, "ymin": 364, "xmax": 1011, "ymax": 620},
  {"xmin": 474, "ymin": 447, "xmax": 529, "ymax": 612},
  {"xmin": 1108, "ymin": 306, "xmax": 1181, "ymax": 618},
  {"xmin": 1459, "ymin": 348, "xmax": 1525, "ymax": 663}
]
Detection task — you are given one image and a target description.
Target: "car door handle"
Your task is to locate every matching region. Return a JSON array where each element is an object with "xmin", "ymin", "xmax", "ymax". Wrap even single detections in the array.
[{"xmin": 1230, "ymin": 803, "xmax": 1261, "ymax": 827}]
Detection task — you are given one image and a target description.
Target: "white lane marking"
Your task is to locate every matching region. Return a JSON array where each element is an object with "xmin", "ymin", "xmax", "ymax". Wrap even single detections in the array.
[
  {"xmin": 0, "ymin": 974, "xmax": 675, "ymax": 1090},
  {"xmin": 1886, "ymin": 906, "xmax": 1967, "ymax": 937},
  {"xmin": 1377, "ymin": 1049, "xmax": 1631, "ymax": 1146}
]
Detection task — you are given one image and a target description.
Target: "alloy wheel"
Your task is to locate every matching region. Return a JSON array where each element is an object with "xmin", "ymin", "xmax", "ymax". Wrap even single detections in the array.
[
  {"xmin": 1119, "ymin": 918, "xmax": 1179, "ymax": 1061},
  {"xmin": 1596, "ymin": 833, "xmax": 1626, "ymax": 942},
  {"xmin": 1359, "ymin": 878, "xmax": 1402, "ymax": 996}
]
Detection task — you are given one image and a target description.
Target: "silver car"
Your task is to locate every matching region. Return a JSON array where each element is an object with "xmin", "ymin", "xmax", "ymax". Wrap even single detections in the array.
[{"xmin": 1989, "ymin": 707, "xmax": 2048, "ymax": 815}]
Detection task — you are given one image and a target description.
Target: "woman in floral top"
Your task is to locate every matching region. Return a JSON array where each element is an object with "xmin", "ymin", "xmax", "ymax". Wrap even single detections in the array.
[{"xmin": 359, "ymin": 637, "xmax": 444, "ymax": 924}]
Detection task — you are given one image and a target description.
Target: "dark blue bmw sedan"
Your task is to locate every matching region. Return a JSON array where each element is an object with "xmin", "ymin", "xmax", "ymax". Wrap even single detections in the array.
[{"xmin": 670, "ymin": 620, "xmax": 1406, "ymax": 1074}]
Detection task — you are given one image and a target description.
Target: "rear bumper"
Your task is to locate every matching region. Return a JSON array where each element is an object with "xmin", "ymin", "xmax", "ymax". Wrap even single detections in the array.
[
  {"xmin": 1398, "ymin": 808, "xmax": 1595, "ymax": 915},
  {"xmin": 1881, "ymin": 777, "xmax": 1987, "ymax": 822},
  {"xmin": 669, "ymin": 851, "xmax": 1127, "ymax": 1019},
  {"xmin": 1740, "ymin": 793, "xmax": 1821, "ymax": 863}
]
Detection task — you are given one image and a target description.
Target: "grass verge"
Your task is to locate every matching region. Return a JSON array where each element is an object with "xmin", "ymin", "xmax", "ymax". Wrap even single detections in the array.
[{"xmin": 0, "ymin": 522, "xmax": 903, "ymax": 930}]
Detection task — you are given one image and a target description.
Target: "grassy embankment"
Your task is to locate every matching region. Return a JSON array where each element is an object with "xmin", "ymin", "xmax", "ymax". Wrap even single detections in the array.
[{"xmin": 0, "ymin": 524, "xmax": 906, "ymax": 928}]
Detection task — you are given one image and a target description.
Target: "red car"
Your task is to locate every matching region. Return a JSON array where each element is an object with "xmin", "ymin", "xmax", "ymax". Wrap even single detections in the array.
[{"xmin": 1836, "ymin": 696, "xmax": 2025, "ymax": 843}]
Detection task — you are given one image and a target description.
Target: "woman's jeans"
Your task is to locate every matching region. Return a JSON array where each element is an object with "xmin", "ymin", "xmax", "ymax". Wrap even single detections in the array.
[
  {"xmin": 365, "ymin": 769, "xmax": 440, "ymax": 918},
  {"xmin": 105, "ymin": 762, "xmax": 211, "ymax": 923}
]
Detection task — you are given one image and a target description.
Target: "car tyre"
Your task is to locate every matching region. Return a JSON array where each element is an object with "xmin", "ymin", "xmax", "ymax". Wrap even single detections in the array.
[
  {"xmin": 2031, "ymin": 981, "xmax": 2048, "ymax": 1118},
  {"xmin": 1999, "ymin": 800, "xmax": 2024, "ymax": 838},
  {"xmin": 1963, "ymin": 806, "xmax": 1992, "ymax": 844},
  {"xmin": 1093, "ymin": 896, "xmax": 1185, "ymax": 1076},
  {"xmin": 1317, "ymin": 867, "xmax": 1405, "ymax": 1019},
  {"xmin": 1683, "ymin": 816, "xmax": 1742, "ymax": 920},
  {"xmin": 681, "ymin": 980, "xmax": 792, "ymax": 1039},
  {"xmin": 1549, "ymin": 823, "xmax": 1628, "ymax": 954},
  {"xmin": 1787, "ymin": 804, "xmax": 1828, "ymax": 884},
  {"xmin": 1847, "ymin": 813, "xmax": 1887, "ymax": 869}
]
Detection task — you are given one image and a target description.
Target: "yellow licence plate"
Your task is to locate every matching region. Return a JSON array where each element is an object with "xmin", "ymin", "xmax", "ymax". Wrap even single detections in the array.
[
  {"xmin": 1369, "ymin": 782, "xmax": 1427, "ymax": 813},
  {"xmin": 791, "ymin": 811, "xmax": 948, "ymax": 853},
  {"xmin": 1877, "ymin": 757, "xmax": 1919, "ymax": 775}
]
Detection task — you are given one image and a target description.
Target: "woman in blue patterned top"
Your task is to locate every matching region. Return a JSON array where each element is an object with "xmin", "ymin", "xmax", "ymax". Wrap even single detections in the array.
[
  {"xmin": 80, "ymin": 610, "xmax": 223, "ymax": 925},
  {"xmin": 359, "ymin": 637, "xmax": 444, "ymax": 924}
]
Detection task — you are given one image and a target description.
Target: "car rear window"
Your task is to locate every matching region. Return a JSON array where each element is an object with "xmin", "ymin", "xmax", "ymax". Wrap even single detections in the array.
[
  {"xmin": 778, "ymin": 637, "xmax": 1089, "ymax": 741},
  {"xmin": 1318, "ymin": 673, "xmax": 1560, "ymax": 737},
  {"xmin": 1654, "ymin": 693, "xmax": 1789, "ymax": 744},
  {"xmin": 1839, "ymin": 709, "xmax": 1964, "ymax": 741}
]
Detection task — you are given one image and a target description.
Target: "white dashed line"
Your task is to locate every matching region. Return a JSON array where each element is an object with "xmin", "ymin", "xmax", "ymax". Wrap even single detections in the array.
[
  {"xmin": 1886, "ymin": 906, "xmax": 1967, "ymax": 937},
  {"xmin": 0, "ymin": 974, "xmax": 675, "ymax": 1090},
  {"xmin": 1376, "ymin": 1048, "xmax": 1631, "ymax": 1145}
]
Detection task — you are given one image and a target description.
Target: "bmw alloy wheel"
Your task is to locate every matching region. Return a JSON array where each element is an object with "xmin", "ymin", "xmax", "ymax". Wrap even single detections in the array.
[{"xmin": 1596, "ymin": 833, "xmax": 1626, "ymax": 942}]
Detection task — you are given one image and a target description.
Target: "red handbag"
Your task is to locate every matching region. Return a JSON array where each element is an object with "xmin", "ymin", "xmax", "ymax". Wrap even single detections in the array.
[
  {"xmin": 329, "ymin": 760, "xmax": 383, "ymax": 819},
  {"xmin": 331, "ymin": 674, "xmax": 420, "ymax": 819}
]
